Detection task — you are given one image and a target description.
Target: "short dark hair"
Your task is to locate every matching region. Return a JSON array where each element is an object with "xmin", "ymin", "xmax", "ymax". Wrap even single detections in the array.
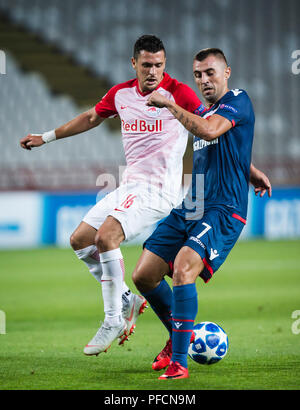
[
  {"xmin": 133, "ymin": 35, "xmax": 166, "ymax": 60},
  {"xmin": 194, "ymin": 48, "xmax": 228, "ymax": 66}
]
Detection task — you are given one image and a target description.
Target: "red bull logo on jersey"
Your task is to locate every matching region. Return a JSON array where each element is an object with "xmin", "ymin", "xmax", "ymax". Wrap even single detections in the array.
[
  {"xmin": 121, "ymin": 119, "xmax": 163, "ymax": 133},
  {"xmin": 144, "ymin": 106, "xmax": 161, "ymax": 118}
]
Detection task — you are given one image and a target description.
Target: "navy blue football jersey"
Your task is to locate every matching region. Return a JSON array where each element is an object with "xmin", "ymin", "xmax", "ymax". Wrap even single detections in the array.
[{"xmin": 180, "ymin": 89, "xmax": 255, "ymax": 220}]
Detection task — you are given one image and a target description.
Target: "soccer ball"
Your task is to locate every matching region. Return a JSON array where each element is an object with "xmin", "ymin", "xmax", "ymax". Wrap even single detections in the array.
[{"xmin": 188, "ymin": 322, "xmax": 229, "ymax": 365}]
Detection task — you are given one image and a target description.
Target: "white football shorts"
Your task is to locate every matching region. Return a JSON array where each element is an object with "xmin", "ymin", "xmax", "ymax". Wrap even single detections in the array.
[{"xmin": 82, "ymin": 182, "xmax": 177, "ymax": 242}]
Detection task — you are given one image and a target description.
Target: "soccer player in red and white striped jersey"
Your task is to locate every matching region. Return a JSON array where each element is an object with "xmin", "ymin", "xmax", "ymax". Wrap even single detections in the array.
[{"xmin": 20, "ymin": 35, "xmax": 205, "ymax": 355}]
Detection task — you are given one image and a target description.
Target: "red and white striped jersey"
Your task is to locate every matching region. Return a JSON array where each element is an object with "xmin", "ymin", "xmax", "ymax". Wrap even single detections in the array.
[{"xmin": 95, "ymin": 72, "xmax": 204, "ymax": 203}]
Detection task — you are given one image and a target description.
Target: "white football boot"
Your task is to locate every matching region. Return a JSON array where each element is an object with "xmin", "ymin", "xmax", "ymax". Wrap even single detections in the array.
[
  {"xmin": 119, "ymin": 293, "xmax": 148, "ymax": 345},
  {"xmin": 84, "ymin": 320, "xmax": 127, "ymax": 356}
]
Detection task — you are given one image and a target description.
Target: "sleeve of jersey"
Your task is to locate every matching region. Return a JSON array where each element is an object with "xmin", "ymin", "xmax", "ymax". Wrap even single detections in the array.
[
  {"xmin": 173, "ymin": 83, "xmax": 206, "ymax": 115},
  {"xmin": 94, "ymin": 86, "xmax": 118, "ymax": 119},
  {"xmin": 214, "ymin": 91, "xmax": 248, "ymax": 128}
]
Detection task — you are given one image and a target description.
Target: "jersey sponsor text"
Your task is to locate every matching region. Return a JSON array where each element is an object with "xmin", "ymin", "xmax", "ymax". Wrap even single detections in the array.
[
  {"xmin": 193, "ymin": 138, "xmax": 219, "ymax": 151},
  {"xmin": 121, "ymin": 119, "xmax": 163, "ymax": 133}
]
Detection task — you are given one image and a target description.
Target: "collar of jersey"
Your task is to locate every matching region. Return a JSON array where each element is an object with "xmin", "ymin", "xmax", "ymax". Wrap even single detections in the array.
[
  {"xmin": 135, "ymin": 72, "xmax": 169, "ymax": 97},
  {"xmin": 206, "ymin": 89, "xmax": 232, "ymax": 112}
]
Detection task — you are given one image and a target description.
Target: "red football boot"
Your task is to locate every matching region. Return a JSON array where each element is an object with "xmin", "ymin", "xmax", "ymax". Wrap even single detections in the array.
[
  {"xmin": 158, "ymin": 361, "xmax": 189, "ymax": 380},
  {"xmin": 152, "ymin": 338, "xmax": 172, "ymax": 371},
  {"xmin": 152, "ymin": 331, "xmax": 195, "ymax": 371}
]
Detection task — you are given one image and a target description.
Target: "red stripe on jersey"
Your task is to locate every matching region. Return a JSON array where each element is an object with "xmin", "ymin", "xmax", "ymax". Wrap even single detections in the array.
[
  {"xmin": 172, "ymin": 329, "xmax": 194, "ymax": 333},
  {"xmin": 232, "ymin": 213, "xmax": 246, "ymax": 224},
  {"xmin": 95, "ymin": 73, "xmax": 203, "ymax": 118},
  {"xmin": 95, "ymin": 79, "xmax": 136, "ymax": 118},
  {"xmin": 203, "ymin": 258, "xmax": 213, "ymax": 276},
  {"xmin": 172, "ymin": 318, "xmax": 195, "ymax": 322},
  {"xmin": 168, "ymin": 261, "xmax": 174, "ymax": 272}
]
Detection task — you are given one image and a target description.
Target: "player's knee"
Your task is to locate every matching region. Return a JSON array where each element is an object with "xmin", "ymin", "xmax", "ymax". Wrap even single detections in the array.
[
  {"xmin": 94, "ymin": 231, "xmax": 120, "ymax": 252},
  {"xmin": 172, "ymin": 261, "xmax": 203, "ymax": 286},
  {"xmin": 132, "ymin": 266, "xmax": 145, "ymax": 289},
  {"xmin": 95, "ymin": 218, "xmax": 124, "ymax": 252},
  {"xmin": 70, "ymin": 231, "xmax": 83, "ymax": 251},
  {"xmin": 173, "ymin": 248, "xmax": 204, "ymax": 286},
  {"xmin": 132, "ymin": 266, "xmax": 155, "ymax": 293},
  {"xmin": 172, "ymin": 267, "xmax": 193, "ymax": 286},
  {"xmin": 94, "ymin": 231, "xmax": 107, "ymax": 251}
]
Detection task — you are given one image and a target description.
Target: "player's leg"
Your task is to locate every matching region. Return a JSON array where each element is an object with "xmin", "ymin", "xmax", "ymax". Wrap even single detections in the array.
[
  {"xmin": 133, "ymin": 209, "xmax": 190, "ymax": 371},
  {"xmin": 83, "ymin": 216, "xmax": 135, "ymax": 355},
  {"xmin": 96, "ymin": 215, "xmax": 147, "ymax": 332},
  {"xmin": 80, "ymin": 191, "xmax": 135, "ymax": 300},
  {"xmin": 133, "ymin": 248, "xmax": 172, "ymax": 334},
  {"xmin": 70, "ymin": 221, "xmax": 102, "ymax": 282},
  {"xmin": 133, "ymin": 248, "xmax": 174, "ymax": 371},
  {"xmin": 159, "ymin": 246, "xmax": 203, "ymax": 380},
  {"xmin": 94, "ymin": 216, "xmax": 126, "ymax": 328},
  {"xmin": 101, "ymin": 184, "xmax": 176, "ymax": 341},
  {"xmin": 134, "ymin": 209, "xmax": 187, "ymax": 340},
  {"xmin": 70, "ymin": 215, "xmax": 133, "ymax": 299},
  {"xmin": 70, "ymin": 190, "xmax": 145, "ymax": 355},
  {"xmin": 85, "ymin": 183, "xmax": 178, "ymax": 355},
  {"xmin": 160, "ymin": 209, "xmax": 246, "ymax": 379},
  {"xmin": 71, "ymin": 218, "xmax": 128, "ymax": 353}
]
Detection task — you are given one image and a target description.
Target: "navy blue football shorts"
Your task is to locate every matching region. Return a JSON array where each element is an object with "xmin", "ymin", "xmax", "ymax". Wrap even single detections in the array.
[{"xmin": 144, "ymin": 207, "xmax": 246, "ymax": 283}]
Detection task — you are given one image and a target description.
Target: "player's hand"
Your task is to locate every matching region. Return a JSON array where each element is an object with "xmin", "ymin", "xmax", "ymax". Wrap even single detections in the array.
[
  {"xmin": 250, "ymin": 166, "xmax": 272, "ymax": 198},
  {"xmin": 20, "ymin": 134, "xmax": 45, "ymax": 150},
  {"xmin": 147, "ymin": 91, "xmax": 170, "ymax": 108}
]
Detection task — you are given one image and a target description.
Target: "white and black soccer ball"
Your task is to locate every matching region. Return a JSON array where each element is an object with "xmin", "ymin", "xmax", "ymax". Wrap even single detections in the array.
[{"xmin": 188, "ymin": 322, "xmax": 229, "ymax": 365}]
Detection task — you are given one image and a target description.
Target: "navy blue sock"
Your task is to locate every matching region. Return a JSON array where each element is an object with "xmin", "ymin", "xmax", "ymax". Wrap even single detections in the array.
[
  {"xmin": 142, "ymin": 279, "xmax": 172, "ymax": 337},
  {"xmin": 172, "ymin": 283, "xmax": 198, "ymax": 368}
]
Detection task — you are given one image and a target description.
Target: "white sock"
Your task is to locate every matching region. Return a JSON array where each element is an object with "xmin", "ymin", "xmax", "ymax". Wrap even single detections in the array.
[
  {"xmin": 100, "ymin": 248, "xmax": 125, "ymax": 326},
  {"xmin": 122, "ymin": 283, "xmax": 133, "ymax": 305},
  {"xmin": 75, "ymin": 245, "xmax": 132, "ymax": 311},
  {"xmin": 74, "ymin": 245, "xmax": 102, "ymax": 282}
]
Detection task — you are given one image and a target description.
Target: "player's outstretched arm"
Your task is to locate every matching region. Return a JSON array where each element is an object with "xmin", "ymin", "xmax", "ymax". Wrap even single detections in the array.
[
  {"xmin": 249, "ymin": 163, "xmax": 272, "ymax": 198},
  {"xmin": 147, "ymin": 91, "xmax": 231, "ymax": 141},
  {"xmin": 20, "ymin": 108, "xmax": 104, "ymax": 150}
]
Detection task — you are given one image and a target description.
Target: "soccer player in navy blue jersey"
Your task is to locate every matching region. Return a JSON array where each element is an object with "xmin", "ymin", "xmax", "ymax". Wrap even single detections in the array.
[{"xmin": 132, "ymin": 48, "xmax": 271, "ymax": 380}]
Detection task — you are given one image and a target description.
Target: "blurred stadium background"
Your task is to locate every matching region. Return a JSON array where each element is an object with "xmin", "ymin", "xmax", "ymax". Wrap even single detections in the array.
[
  {"xmin": 0, "ymin": 0, "xmax": 299, "ymax": 248},
  {"xmin": 1, "ymin": 0, "xmax": 300, "ymax": 391}
]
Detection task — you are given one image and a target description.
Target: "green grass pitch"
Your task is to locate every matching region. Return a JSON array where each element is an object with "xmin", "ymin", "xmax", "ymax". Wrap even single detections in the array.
[{"xmin": 0, "ymin": 240, "xmax": 299, "ymax": 390}]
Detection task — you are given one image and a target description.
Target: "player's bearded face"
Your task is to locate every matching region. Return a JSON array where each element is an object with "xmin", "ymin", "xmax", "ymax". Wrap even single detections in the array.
[
  {"xmin": 132, "ymin": 50, "xmax": 166, "ymax": 93},
  {"xmin": 193, "ymin": 56, "xmax": 230, "ymax": 105}
]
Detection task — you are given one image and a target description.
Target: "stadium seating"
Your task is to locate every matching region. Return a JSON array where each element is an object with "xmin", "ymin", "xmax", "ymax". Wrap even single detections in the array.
[
  {"xmin": 0, "ymin": 52, "xmax": 125, "ymax": 190},
  {"xmin": 0, "ymin": 0, "xmax": 299, "ymax": 188}
]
